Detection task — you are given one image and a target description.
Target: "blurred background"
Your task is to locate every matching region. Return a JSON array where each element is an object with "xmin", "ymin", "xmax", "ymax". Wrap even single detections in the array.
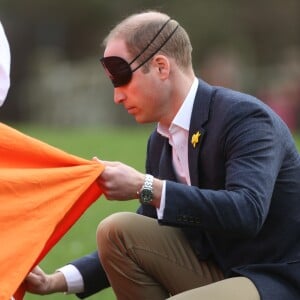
[
  {"xmin": 1, "ymin": 1, "xmax": 299, "ymax": 299},
  {"xmin": 0, "ymin": 0, "xmax": 300, "ymax": 131}
]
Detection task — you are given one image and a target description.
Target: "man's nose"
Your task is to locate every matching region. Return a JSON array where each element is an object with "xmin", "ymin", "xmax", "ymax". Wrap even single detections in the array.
[{"xmin": 114, "ymin": 88, "xmax": 126, "ymax": 104}]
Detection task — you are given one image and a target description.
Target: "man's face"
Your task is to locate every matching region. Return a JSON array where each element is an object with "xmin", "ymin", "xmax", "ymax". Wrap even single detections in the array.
[{"xmin": 102, "ymin": 38, "xmax": 169, "ymax": 124}]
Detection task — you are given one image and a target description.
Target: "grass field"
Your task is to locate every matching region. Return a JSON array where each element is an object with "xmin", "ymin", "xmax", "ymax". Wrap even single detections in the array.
[{"xmin": 14, "ymin": 124, "xmax": 299, "ymax": 300}]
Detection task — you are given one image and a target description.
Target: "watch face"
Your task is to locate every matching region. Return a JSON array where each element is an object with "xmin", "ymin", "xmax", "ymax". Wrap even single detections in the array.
[{"xmin": 140, "ymin": 189, "xmax": 153, "ymax": 204}]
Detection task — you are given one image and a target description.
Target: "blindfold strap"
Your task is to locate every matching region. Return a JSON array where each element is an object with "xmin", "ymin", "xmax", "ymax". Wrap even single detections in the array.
[
  {"xmin": 129, "ymin": 18, "xmax": 172, "ymax": 67},
  {"xmin": 131, "ymin": 23, "xmax": 179, "ymax": 72}
]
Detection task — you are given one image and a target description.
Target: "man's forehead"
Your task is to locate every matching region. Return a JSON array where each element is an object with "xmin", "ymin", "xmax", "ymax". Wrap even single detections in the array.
[{"xmin": 104, "ymin": 38, "xmax": 129, "ymax": 58}]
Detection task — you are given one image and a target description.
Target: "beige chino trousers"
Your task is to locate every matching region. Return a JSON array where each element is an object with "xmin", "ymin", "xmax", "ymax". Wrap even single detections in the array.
[{"xmin": 97, "ymin": 212, "xmax": 260, "ymax": 300}]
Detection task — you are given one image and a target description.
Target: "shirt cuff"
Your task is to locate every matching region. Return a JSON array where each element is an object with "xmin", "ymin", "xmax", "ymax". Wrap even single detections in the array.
[
  {"xmin": 156, "ymin": 180, "xmax": 166, "ymax": 219},
  {"xmin": 57, "ymin": 264, "xmax": 84, "ymax": 294}
]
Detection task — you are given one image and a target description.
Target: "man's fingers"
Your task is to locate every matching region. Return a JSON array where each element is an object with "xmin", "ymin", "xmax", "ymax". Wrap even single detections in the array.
[
  {"xmin": 92, "ymin": 156, "xmax": 101, "ymax": 163},
  {"xmin": 93, "ymin": 157, "xmax": 120, "ymax": 167},
  {"xmin": 26, "ymin": 272, "xmax": 38, "ymax": 281},
  {"xmin": 30, "ymin": 265, "xmax": 44, "ymax": 275}
]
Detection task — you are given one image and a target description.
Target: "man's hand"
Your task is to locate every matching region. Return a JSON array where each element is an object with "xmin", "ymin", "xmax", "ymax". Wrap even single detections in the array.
[
  {"xmin": 25, "ymin": 266, "xmax": 67, "ymax": 295},
  {"xmin": 93, "ymin": 158, "xmax": 163, "ymax": 207},
  {"xmin": 95, "ymin": 158, "xmax": 144, "ymax": 200}
]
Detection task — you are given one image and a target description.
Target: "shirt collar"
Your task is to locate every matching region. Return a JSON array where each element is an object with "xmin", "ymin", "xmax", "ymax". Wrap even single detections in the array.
[{"xmin": 158, "ymin": 77, "xmax": 198, "ymax": 137}]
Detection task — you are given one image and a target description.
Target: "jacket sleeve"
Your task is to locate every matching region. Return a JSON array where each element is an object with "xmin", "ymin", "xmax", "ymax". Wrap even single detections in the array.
[{"xmin": 71, "ymin": 251, "xmax": 110, "ymax": 298}]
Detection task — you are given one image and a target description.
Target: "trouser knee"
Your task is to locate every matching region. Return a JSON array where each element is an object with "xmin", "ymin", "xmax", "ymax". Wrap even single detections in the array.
[{"xmin": 97, "ymin": 211, "xmax": 136, "ymax": 254}]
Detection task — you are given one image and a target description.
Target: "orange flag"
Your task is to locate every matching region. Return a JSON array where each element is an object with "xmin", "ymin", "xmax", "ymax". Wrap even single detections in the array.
[{"xmin": 0, "ymin": 123, "xmax": 104, "ymax": 300}]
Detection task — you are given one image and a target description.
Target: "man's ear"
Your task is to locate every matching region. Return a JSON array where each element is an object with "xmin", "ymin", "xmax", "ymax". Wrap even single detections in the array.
[{"xmin": 152, "ymin": 55, "xmax": 170, "ymax": 80}]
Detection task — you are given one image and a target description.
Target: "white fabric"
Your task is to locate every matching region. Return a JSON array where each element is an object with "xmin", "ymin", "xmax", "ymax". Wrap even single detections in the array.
[
  {"xmin": 0, "ymin": 21, "xmax": 11, "ymax": 106},
  {"xmin": 57, "ymin": 264, "xmax": 84, "ymax": 293},
  {"xmin": 156, "ymin": 77, "xmax": 198, "ymax": 218}
]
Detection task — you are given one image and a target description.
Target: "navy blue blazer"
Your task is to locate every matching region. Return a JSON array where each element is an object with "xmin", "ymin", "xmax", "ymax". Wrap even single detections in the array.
[{"xmin": 73, "ymin": 79, "xmax": 300, "ymax": 300}]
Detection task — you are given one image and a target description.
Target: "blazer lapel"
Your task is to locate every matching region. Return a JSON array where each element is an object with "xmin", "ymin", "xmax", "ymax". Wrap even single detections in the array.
[{"xmin": 188, "ymin": 79, "xmax": 215, "ymax": 186}]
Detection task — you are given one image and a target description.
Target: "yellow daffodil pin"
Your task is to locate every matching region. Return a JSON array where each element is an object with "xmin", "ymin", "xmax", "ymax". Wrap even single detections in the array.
[{"xmin": 191, "ymin": 131, "xmax": 201, "ymax": 148}]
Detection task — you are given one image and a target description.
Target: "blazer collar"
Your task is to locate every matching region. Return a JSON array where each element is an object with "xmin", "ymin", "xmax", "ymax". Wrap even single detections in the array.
[{"xmin": 188, "ymin": 79, "xmax": 215, "ymax": 185}]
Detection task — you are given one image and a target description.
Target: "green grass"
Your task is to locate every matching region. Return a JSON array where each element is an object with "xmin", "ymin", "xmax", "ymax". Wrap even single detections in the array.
[
  {"xmin": 16, "ymin": 124, "xmax": 154, "ymax": 300},
  {"xmin": 14, "ymin": 125, "xmax": 299, "ymax": 300}
]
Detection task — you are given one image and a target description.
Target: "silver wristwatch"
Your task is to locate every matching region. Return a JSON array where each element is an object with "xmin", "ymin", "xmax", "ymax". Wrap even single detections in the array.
[{"xmin": 138, "ymin": 174, "xmax": 154, "ymax": 205}]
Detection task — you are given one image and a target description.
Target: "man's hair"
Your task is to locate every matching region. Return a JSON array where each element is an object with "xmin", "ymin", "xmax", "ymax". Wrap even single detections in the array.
[{"xmin": 103, "ymin": 11, "xmax": 193, "ymax": 72}]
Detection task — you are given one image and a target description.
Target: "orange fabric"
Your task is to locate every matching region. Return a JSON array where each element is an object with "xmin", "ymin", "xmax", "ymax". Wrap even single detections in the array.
[{"xmin": 0, "ymin": 123, "xmax": 104, "ymax": 300}]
